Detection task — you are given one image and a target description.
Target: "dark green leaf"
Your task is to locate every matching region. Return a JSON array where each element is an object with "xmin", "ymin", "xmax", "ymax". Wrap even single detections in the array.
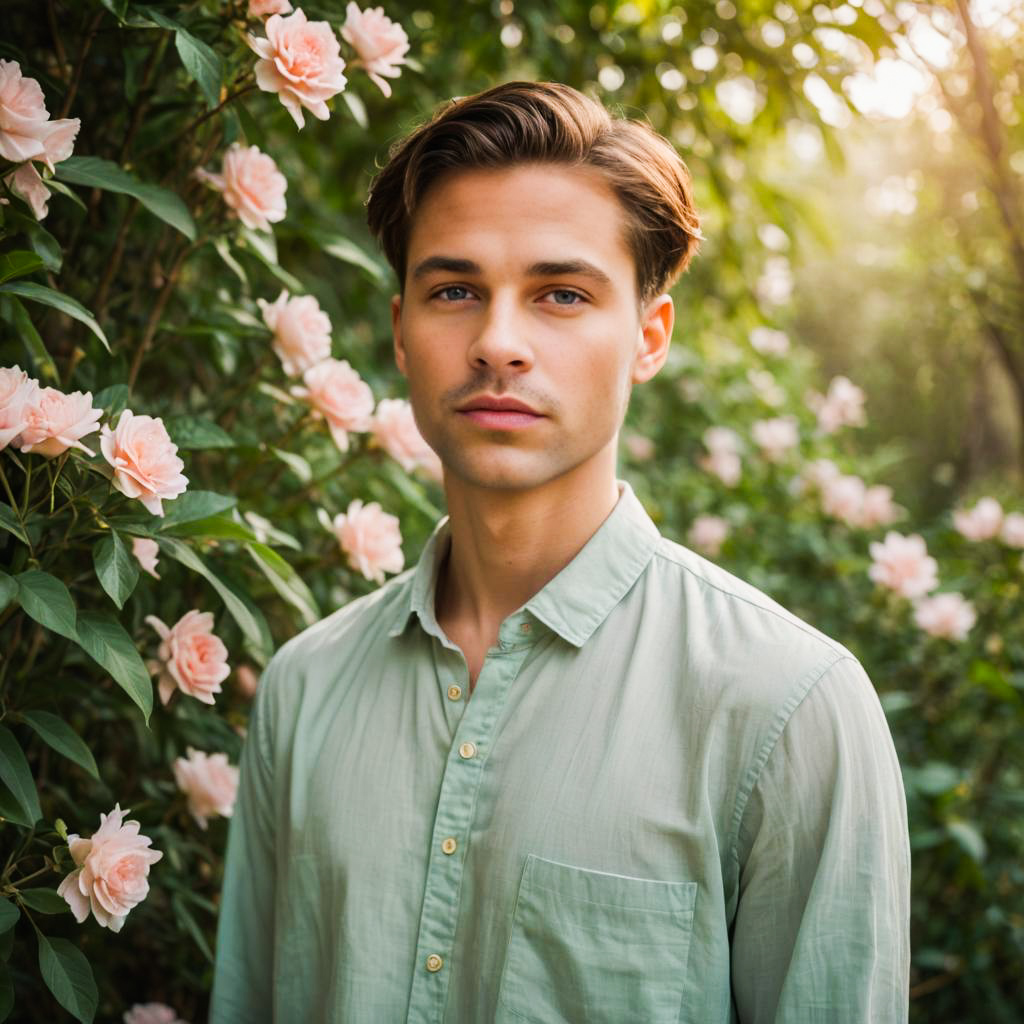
[
  {"xmin": 247, "ymin": 542, "xmax": 320, "ymax": 627},
  {"xmin": 0, "ymin": 251, "xmax": 44, "ymax": 284},
  {"xmin": 37, "ymin": 934, "xmax": 97, "ymax": 1024},
  {"xmin": 158, "ymin": 490, "xmax": 237, "ymax": 529},
  {"xmin": 56, "ymin": 156, "xmax": 196, "ymax": 242},
  {"xmin": 0, "ymin": 295, "xmax": 59, "ymax": 382},
  {"xmin": 174, "ymin": 27, "xmax": 223, "ymax": 109},
  {"xmin": 0, "ymin": 572, "xmax": 15, "ymax": 614},
  {"xmin": 159, "ymin": 537, "xmax": 272, "ymax": 663},
  {"xmin": 21, "ymin": 711, "xmax": 99, "ymax": 781},
  {"xmin": 167, "ymin": 515, "xmax": 260, "ymax": 542},
  {"xmin": 0, "ymin": 726, "xmax": 41, "ymax": 827},
  {"xmin": 15, "ymin": 570, "xmax": 77, "ymax": 640},
  {"xmin": 24, "ymin": 223, "xmax": 62, "ymax": 272},
  {"xmin": 164, "ymin": 415, "xmax": 235, "ymax": 450},
  {"xmin": 18, "ymin": 889, "xmax": 68, "ymax": 915},
  {"xmin": 0, "ymin": 786, "xmax": 34, "ymax": 828},
  {"xmin": 0, "ymin": 504, "xmax": 28, "ymax": 546},
  {"xmin": 947, "ymin": 820, "xmax": 987, "ymax": 863},
  {"xmin": 93, "ymin": 531, "xmax": 139, "ymax": 609},
  {"xmin": 0, "ymin": 282, "xmax": 109, "ymax": 352},
  {"xmin": 92, "ymin": 383, "xmax": 131, "ymax": 416},
  {"xmin": 0, "ymin": 900, "xmax": 18, "ymax": 935},
  {"xmin": 74, "ymin": 611, "xmax": 153, "ymax": 722}
]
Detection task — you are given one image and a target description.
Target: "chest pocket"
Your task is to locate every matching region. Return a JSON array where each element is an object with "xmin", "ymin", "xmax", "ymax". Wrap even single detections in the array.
[{"xmin": 495, "ymin": 854, "xmax": 698, "ymax": 1024}]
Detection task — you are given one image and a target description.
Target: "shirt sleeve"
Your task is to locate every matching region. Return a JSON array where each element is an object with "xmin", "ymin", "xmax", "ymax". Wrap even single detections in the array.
[
  {"xmin": 209, "ymin": 656, "xmax": 279, "ymax": 1024},
  {"xmin": 730, "ymin": 656, "xmax": 911, "ymax": 1024}
]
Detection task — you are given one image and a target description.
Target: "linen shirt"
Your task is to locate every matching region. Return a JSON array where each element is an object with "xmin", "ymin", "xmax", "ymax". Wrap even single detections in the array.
[{"xmin": 210, "ymin": 483, "xmax": 910, "ymax": 1024}]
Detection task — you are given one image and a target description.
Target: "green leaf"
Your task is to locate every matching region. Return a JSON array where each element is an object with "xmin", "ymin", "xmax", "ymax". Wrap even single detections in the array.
[
  {"xmin": 946, "ymin": 820, "xmax": 987, "ymax": 863},
  {"xmin": 37, "ymin": 934, "xmax": 97, "ymax": 1024},
  {"xmin": 0, "ymin": 957, "xmax": 12, "ymax": 1022},
  {"xmin": 15, "ymin": 570, "xmax": 77, "ymax": 640},
  {"xmin": 0, "ymin": 295, "xmax": 59, "ymax": 382},
  {"xmin": 312, "ymin": 231, "xmax": 386, "ymax": 281},
  {"xmin": 340, "ymin": 89, "xmax": 368, "ymax": 129},
  {"xmin": 0, "ymin": 572, "xmax": 14, "ymax": 614},
  {"xmin": 24, "ymin": 223, "xmax": 62, "ymax": 272},
  {"xmin": 270, "ymin": 446, "xmax": 311, "ymax": 483},
  {"xmin": 247, "ymin": 541, "xmax": 320, "ymax": 627},
  {"xmin": 92, "ymin": 383, "xmax": 131, "ymax": 416},
  {"xmin": 158, "ymin": 490, "xmax": 237, "ymax": 529},
  {"xmin": 20, "ymin": 711, "xmax": 99, "ymax": 781},
  {"xmin": 0, "ymin": 900, "xmax": 19, "ymax": 935},
  {"xmin": 40, "ymin": 178, "xmax": 87, "ymax": 213},
  {"xmin": 18, "ymin": 889, "xmax": 68, "ymax": 915},
  {"xmin": 0, "ymin": 282, "xmax": 109, "ymax": 352},
  {"xmin": 168, "ymin": 514, "xmax": 260, "ymax": 542},
  {"xmin": 0, "ymin": 504, "xmax": 28, "ymax": 546},
  {"xmin": 0, "ymin": 251, "xmax": 44, "ymax": 284},
  {"xmin": 139, "ymin": 8, "xmax": 223, "ymax": 109},
  {"xmin": 0, "ymin": 726, "xmax": 41, "ymax": 827},
  {"xmin": 93, "ymin": 531, "xmax": 139, "ymax": 609},
  {"xmin": 56, "ymin": 156, "xmax": 196, "ymax": 242},
  {"xmin": 74, "ymin": 611, "xmax": 153, "ymax": 722},
  {"xmin": 164, "ymin": 415, "xmax": 235, "ymax": 450},
  {"xmin": 174, "ymin": 27, "xmax": 223, "ymax": 109},
  {"xmin": 159, "ymin": 537, "xmax": 273, "ymax": 663}
]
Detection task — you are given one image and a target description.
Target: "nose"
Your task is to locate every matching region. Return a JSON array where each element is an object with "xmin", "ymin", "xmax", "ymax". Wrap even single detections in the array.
[{"xmin": 466, "ymin": 295, "xmax": 534, "ymax": 373}]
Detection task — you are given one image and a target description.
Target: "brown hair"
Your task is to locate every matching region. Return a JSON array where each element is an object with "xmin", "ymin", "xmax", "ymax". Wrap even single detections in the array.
[{"xmin": 365, "ymin": 81, "xmax": 701, "ymax": 304}]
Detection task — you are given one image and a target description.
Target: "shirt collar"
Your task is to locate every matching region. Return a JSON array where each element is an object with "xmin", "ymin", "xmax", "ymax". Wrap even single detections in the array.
[{"xmin": 388, "ymin": 481, "xmax": 661, "ymax": 648}]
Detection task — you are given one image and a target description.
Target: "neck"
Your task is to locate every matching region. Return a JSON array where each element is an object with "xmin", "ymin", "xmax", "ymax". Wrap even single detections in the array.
[{"xmin": 436, "ymin": 447, "xmax": 621, "ymax": 640}]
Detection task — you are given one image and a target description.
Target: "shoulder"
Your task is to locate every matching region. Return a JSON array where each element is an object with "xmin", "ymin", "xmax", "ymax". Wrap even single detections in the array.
[{"xmin": 640, "ymin": 534, "xmax": 865, "ymax": 724}]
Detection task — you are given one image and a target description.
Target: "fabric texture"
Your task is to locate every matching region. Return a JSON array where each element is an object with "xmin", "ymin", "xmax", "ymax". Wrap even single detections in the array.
[{"xmin": 210, "ymin": 482, "xmax": 910, "ymax": 1023}]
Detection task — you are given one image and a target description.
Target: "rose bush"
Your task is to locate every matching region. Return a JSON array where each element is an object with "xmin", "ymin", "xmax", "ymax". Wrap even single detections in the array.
[{"xmin": 0, "ymin": 2, "xmax": 1020, "ymax": 1021}]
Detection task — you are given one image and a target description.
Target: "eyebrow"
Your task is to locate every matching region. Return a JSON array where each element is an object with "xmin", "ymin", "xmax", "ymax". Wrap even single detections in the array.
[{"xmin": 409, "ymin": 255, "xmax": 613, "ymax": 287}]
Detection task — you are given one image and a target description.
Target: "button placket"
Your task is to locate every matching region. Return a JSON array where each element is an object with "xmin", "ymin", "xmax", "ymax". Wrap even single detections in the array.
[{"xmin": 405, "ymin": 642, "xmax": 532, "ymax": 1023}]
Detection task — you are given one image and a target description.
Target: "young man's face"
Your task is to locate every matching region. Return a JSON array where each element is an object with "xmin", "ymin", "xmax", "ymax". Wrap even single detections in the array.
[{"xmin": 392, "ymin": 162, "xmax": 673, "ymax": 494}]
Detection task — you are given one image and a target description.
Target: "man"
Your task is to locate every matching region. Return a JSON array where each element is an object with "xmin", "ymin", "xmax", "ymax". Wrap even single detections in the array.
[{"xmin": 211, "ymin": 82, "xmax": 910, "ymax": 1023}]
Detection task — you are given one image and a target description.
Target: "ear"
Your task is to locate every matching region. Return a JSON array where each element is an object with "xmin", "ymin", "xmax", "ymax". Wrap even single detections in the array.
[
  {"xmin": 632, "ymin": 294, "xmax": 674, "ymax": 384},
  {"xmin": 391, "ymin": 294, "xmax": 407, "ymax": 376}
]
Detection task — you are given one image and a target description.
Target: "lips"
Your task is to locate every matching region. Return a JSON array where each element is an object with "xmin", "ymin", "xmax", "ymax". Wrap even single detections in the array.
[
  {"xmin": 456, "ymin": 394, "xmax": 544, "ymax": 430},
  {"xmin": 457, "ymin": 395, "xmax": 541, "ymax": 415}
]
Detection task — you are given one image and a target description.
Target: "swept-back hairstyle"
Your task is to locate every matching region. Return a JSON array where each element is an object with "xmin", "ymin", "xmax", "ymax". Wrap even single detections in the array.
[{"xmin": 365, "ymin": 81, "xmax": 701, "ymax": 304}]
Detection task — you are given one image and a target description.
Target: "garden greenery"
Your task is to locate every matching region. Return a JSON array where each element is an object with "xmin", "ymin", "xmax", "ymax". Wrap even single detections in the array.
[{"xmin": 0, "ymin": 1, "xmax": 1021, "ymax": 1021}]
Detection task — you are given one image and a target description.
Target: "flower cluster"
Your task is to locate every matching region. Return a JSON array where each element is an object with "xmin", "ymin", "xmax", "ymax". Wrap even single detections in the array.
[
  {"xmin": 0, "ymin": 59, "xmax": 80, "ymax": 219},
  {"xmin": 953, "ymin": 496, "xmax": 1024, "ymax": 547},
  {"xmin": 699, "ymin": 426, "xmax": 742, "ymax": 486},
  {"xmin": 808, "ymin": 375, "xmax": 866, "ymax": 434},
  {"xmin": 804, "ymin": 459, "xmax": 899, "ymax": 530},
  {"xmin": 0, "ymin": 366, "xmax": 101, "ymax": 457}
]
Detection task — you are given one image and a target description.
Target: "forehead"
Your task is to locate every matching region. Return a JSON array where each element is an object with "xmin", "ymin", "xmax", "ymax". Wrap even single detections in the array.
[{"xmin": 405, "ymin": 163, "xmax": 635, "ymax": 282}]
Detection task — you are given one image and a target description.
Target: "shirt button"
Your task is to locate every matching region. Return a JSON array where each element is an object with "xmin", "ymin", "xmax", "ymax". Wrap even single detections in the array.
[
  {"xmin": 458, "ymin": 741, "xmax": 477, "ymax": 759},
  {"xmin": 441, "ymin": 837, "xmax": 457, "ymax": 854},
  {"xmin": 447, "ymin": 684, "xmax": 462, "ymax": 700},
  {"xmin": 425, "ymin": 953, "xmax": 443, "ymax": 972}
]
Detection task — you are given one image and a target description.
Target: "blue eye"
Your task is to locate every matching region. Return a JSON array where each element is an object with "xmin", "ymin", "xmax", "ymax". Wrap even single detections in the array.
[
  {"xmin": 437, "ymin": 286, "xmax": 471, "ymax": 301},
  {"xmin": 550, "ymin": 289, "xmax": 582, "ymax": 305}
]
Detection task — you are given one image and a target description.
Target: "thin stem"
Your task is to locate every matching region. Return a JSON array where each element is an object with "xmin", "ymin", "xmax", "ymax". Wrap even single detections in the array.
[
  {"xmin": 140, "ymin": 82, "xmax": 257, "ymax": 160},
  {"xmin": 58, "ymin": 10, "xmax": 104, "ymax": 119},
  {"xmin": 10, "ymin": 864, "xmax": 55, "ymax": 890}
]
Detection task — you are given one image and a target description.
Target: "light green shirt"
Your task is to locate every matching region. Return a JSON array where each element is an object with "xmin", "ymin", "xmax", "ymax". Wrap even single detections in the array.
[{"xmin": 211, "ymin": 483, "xmax": 910, "ymax": 1023}]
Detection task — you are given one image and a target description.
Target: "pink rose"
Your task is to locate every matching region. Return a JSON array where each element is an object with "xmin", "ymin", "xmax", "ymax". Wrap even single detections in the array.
[
  {"xmin": 1000, "ymin": 511, "xmax": 1024, "ymax": 548},
  {"xmin": 0, "ymin": 364, "xmax": 38, "ymax": 451},
  {"xmin": 235, "ymin": 664, "xmax": 261, "ymax": 698},
  {"xmin": 172, "ymin": 748, "xmax": 239, "ymax": 829},
  {"xmin": 123, "ymin": 1004, "xmax": 188, "ymax": 1024},
  {"xmin": 913, "ymin": 592, "xmax": 977, "ymax": 642},
  {"xmin": 751, "ymin": 416, "xmax": 799, "ymax": 462},
  {"xmin": 131, "ymin": 537, "xmax": 161, "ymax": 579},
  {"xmin": 100, "ymin": 410, "xmax": 188, "ymax": 516},
  {"xmin": 195, "ymin": 142, "xmax": 286, "ymax": 232},
  {"xmin": 748, "ymin": 326, "xmax": 790, "ymax": 356},
  {"xmin": 56, "ymin": 804, "xmax": 162, "ymax": 933},
  {"xmin": 0, "ymin": 59, "xmax": 80, "ymax": 220},
  {"xmin": 953, "ymin": 496, "xmax": 1003, "ymax": 541},
  {"xmin": 247, "ymin": 9, "xmax": 348, "ymax": 129},
  {"xmin": 687, "ymin": 514, "xmax": 729, "ymax": 558},
  {"xmin": 258, "ymin": 290, "xmax": 332, "ymax": 377},
  {"xmin": 145, "ymin": 609, "xmax": 230, "ymax": 705},
  {"xmin": 371, "ymin": 398, "xmax": 442, "ymax": 481},
  {"xmin": 868, "ymin": 531, "xmax": 939, "ymax": 599},
  {"xmin": 332, "ymin": 498, "xmax": 404, "ymax": 583},
  {"xmin": 747, "ymin": 368, "xmax": 784, "ymax": 407},
  {"xmin": 341, "ymin": 2, "xmax": 410, "ymax": 98},
  {"xmin": 292, "ymin": 357, "xmax": 374, "ymax": 451},
  {"xmin": 860, "ymin": 484, "xmax": 899, "ymax": 529},
  {"xmin": 623, "ymin": 432, "xmax": 655, "ymax": 462},
  {"xmin": 17, "ymin": 386, "xmax": 102, "ymax": 457},
  {"xmin": 821, "ymin": 473, "xmax": 866, "ymax": 527},
  {"xmin": 699, "ymin": 425, "xmax": 742, "ymax": 487},
  {"xmin": 803, "ymin": 458, "xmax": 840, "ymax": 490},
  {"xmin": 810, "ymin": 375, "xmax": 867, "ymax": 434},
  {"xmin": 248, "ymin": 0, "xmax": 292, "ymax": 16}
]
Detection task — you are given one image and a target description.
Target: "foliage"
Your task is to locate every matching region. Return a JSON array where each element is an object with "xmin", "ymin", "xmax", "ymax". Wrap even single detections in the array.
[{"xmin": 0, "ymin": 1, "xmax": 1021, "ymax": 1021}]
